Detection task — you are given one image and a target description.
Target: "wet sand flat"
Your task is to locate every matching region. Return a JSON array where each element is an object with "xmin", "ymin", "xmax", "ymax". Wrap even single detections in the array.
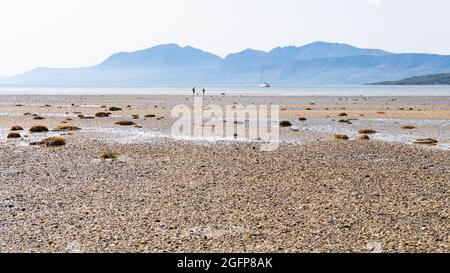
[{"xmin": 0, "ymin": 94, "xmax": 449, "ymax": 253}]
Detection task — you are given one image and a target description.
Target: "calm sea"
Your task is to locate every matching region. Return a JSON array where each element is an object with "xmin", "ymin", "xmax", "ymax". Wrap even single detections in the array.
[{"xmin": 0, "ymin": 85, "xmax": 449, "ymax": 96}]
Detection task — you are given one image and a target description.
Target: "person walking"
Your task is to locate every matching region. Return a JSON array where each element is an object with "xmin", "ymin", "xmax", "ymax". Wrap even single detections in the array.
[
  {"xmin": 202, "ymin": 88, "xmax": 205, "ymax": 95},
  {"xmin": 192, "ymin": 87, "xmax": 196, "ymax": 95}
]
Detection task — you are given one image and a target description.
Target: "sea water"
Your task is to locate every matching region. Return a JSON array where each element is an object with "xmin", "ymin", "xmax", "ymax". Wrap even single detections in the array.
[{"xmin": 0, "ymin": 85, "xmax": 450, "ymax": 96}]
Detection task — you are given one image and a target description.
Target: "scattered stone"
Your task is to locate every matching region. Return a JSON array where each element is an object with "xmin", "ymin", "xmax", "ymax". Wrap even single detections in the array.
[
  {"xmin": 337, "ymin": 112, "xmax": 348, "ymax": 117},
  {"xmin": 145, "ymin": 114, "xmax": 156, "ymax": 118},
  {"xmin": 109, "ymin": 107, "xmax": 122, "ymax": 111},
  {"xmin": 33, "ymin": 116, "xmax": 46, "ymax": 120},
  {"xmin": 298, "ymin": 117, "xmax": 307, "ymax": 121}
]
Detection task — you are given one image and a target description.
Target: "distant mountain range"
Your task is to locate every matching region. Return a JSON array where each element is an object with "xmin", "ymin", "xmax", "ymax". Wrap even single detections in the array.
[
  {"xmin": 370, "ymin": 73, "xmax": 450, "ymax": 85},
  {"xmin": 2, "ymin": 41, "xmax": 450, "ymax": 86}
]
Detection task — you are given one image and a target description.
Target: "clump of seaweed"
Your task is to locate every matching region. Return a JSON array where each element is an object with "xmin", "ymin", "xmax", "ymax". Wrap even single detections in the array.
[
  {"xmin": 413, "ymin": 138, "xmax": 438, "ymax": 145},
  {"xmin": 115, "ymin": 120, "xmax": 137, "ymax": 126},
  {"xmin": 401, "ymin": 125, "xmax": 416, "ymax": 130},
  {"xmin": 95, "ymin": 112, "xmax": 111, "ymax": 117},
  {"xmin": 358, "ymin": 134, "xmax": 370, "ymax": 140},
  {"xmin": 109, "ymin": 107, "xmax": 122, "ymax": 111},
  {"xmin": 10, "ymin": 126, "xmax": 24, "ymax": 131},
  {"xmin": 100, "ymin": 151, "xmax": 121, "ymax": 160},
  {"xmin": 29, "ymin": 126, "xmax": 49, "ymax": 133},
  {"xmin": 54, "ymin": 125, "xmax": 81, "ymax": 132},
  {"xmin": 279, "ymin": 120, "xmax": 292, "ymax": 127},
  {"xmin": 145, "ymin": 114, "xmax": 156, "ymax": 118},
  {"xmin": 78, "ymin": 115, "xmax": 95, "ymax": 119},
  {"xmin": 338, "ymin": 119, "xmax": 352, "ymax": 124},
  {"xmin": 334, "ymin": 134, "xmax": 349, "ymax": 140},
  {"xmin": 358, "ymin": 129, "xmax": 377, "ymax": 134},
  {"xmin": 40, "ymin": 137, "xmax": 66, "ymax": 147},
  {"xmin": 7, "ymin": 132, "xmax": 21, "ymax": 139}
]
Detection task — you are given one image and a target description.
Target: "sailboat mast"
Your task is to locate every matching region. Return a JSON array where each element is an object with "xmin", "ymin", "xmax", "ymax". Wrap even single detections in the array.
[{"xmin": 259, "ymin": 65, "xmax": 265, "ymax": 84}]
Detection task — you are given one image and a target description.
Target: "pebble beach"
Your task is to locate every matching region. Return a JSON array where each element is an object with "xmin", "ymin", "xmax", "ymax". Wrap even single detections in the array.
[{"xmin": 0, "ymin": 94, "xmax": 449, "ymax": 253}]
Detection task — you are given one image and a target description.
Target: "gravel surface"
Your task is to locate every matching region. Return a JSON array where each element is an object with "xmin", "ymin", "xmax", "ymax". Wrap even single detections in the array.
[{"xmin": 0, "ymin": 140, "xmax": 448, "ymax": 253}]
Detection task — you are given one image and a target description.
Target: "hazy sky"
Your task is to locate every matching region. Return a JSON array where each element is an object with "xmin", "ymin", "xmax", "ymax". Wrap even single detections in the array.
[{"xmin": 1, "ymin": 0, "xmax": 450, "ymax": 75}]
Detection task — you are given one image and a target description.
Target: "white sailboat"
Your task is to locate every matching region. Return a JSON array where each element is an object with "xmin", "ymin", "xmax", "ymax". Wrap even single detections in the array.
[{"xmin": 259, "ymin": 66, "xmax": 271, "ymax": 88}]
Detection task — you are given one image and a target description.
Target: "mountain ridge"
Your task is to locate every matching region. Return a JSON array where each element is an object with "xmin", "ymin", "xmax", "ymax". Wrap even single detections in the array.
[{"xmin": 2, "ymin": 42, "xmax": 450, "ymax": 86}]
